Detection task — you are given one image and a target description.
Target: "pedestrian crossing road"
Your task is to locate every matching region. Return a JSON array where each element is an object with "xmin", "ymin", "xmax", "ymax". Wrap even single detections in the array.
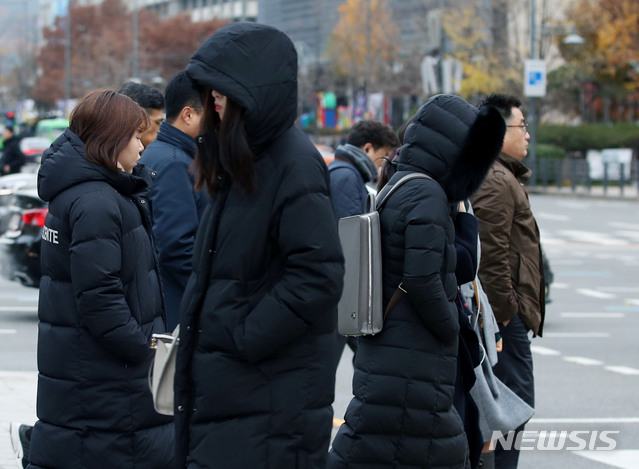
[{"xmin": 2, "ymin": 194, "xmax": 639, "ymax": 468}]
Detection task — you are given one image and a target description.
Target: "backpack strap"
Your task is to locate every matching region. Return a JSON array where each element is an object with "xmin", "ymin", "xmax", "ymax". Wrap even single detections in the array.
[
  {"xmin": 376, "ymin": 172, "xmax": 433, "ymax": 211},
  {"xmin": 384, "ymin": 283, "xmax": 407, "ymax": 318},
  {"xmin": 364, "ymin": 192, "xmax": 376, "ymax": 212}
]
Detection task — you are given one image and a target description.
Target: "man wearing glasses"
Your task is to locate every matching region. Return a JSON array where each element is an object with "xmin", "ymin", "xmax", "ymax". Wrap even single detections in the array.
[
  {"xmin": 470, "ymin": 94, "xmax": 546, "ymax": 468},
  {"xmin": 140, "ymin": 70, "xmax": 209, "ymax": 329}
]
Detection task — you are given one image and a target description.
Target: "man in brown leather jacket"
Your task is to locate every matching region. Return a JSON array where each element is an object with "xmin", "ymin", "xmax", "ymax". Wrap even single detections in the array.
[{"xmin": 470, "ymin": 94, "xmax": 545, "ymax": 469}]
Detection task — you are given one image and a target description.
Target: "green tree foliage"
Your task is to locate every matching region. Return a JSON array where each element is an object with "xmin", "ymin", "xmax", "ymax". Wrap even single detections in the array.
[{"xmin": 539, "ymin": 123, "xmax": 639, "ymax": 153}]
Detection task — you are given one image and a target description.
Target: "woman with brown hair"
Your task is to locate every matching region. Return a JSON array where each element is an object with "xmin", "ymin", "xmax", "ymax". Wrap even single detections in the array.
[{"xmin": 28, "ymin": 89, "xmax": 174, "ymax": 468}]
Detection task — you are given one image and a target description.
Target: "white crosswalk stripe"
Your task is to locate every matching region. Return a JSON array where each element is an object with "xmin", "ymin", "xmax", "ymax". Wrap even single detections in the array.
[
  {"xmin": 558, "ymin": 230, "xmax": 630, "ymax": 246},
  {"xmin": 531, "ymin": 345, "xmax": 561, "ymax": 356},
  {"xmin": 605, "ymin": 366, "xmax": 639, "ymax": 376},
  {"xmin": 575, "ymin": 289, "xmax": 616, "ymax": 299},
  {"xmin": 539, "ymin": 227, "xmax": 639, "ymax": 246},
  {"xmin": 577, "ymin": 449, "xmax": 639, "ymax": 468}
]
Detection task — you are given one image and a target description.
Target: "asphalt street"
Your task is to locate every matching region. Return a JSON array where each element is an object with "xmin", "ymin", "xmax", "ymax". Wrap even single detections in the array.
[
  {"xmin": 512, "ymin": 195, "xmax": 639, "ymax": 468},
  {"xmin": 1, "ymin": 193, "xmax": 639, "ymax": 468}
]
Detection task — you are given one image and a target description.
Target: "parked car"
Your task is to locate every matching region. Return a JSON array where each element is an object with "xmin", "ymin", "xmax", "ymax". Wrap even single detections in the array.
[
  {"xmin": 34, "ymin": 117, "xmax": 69, "ymax": 143},
  {"xmin": 19, "ymin": 136, "xmax": 51, "ymax": 170},
  {"xmin": 0, "ymin": 173, "xmax": 39, "ymax": 235},
  {"xmin": 0, "ymin": 186, "xmax": 47, "ymax": 287}
]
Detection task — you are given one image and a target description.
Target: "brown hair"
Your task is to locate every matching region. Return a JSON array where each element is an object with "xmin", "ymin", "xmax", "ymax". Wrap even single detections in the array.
[
  {"xmin": 193, "ymin": 89, "xmax": 254, "ymax": 195},
  {"xmin": 69, "ymin": 89, "xmax": 150, "ymax": 171}
]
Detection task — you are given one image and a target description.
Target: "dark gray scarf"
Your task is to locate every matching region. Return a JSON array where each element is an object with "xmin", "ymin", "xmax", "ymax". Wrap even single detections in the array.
[{"xmin": 334, "ymin": 143, "xmax": 377, "ymax": 183}]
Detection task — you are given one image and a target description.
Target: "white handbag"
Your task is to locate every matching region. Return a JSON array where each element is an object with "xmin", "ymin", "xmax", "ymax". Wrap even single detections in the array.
[{"xmin": 148, "ymin": 325, "xmax": 179, "ymax": 416}]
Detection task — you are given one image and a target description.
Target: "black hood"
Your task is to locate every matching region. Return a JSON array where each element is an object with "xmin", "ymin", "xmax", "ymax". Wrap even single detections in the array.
[
  {"xmin": 397, "ymin": 94, "xmax": 505, "ymax": 202},
  {"xmin": 186, "ymin": 22, "xmax": 298, "ymax": 150},
  {"xmin": 38, "ymin": 129, "xmax": 149, "ymax": 202}
]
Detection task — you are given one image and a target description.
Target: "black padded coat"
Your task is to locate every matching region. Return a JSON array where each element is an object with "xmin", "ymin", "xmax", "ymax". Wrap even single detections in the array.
[
  {"xmin": 174, "ymin": 23, "xmax": 345, "ymax": 468},
  {"xmin": 328, "ymin": 95, "xmax": 505, "ymax": 469},
  {"xmin": 28, "ymin": 130, "xmax": 174, "ymax": 469}
]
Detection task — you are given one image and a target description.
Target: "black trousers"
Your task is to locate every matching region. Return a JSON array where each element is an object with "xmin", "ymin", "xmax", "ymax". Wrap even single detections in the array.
[{"xmin": 492, "ymin": 315, "xmax": 534, "ymax": 469}]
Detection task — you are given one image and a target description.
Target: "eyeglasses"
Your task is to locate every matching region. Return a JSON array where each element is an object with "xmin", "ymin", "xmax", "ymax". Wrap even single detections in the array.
[{"xmin": 507, "ymin": 122, "xmax": 529, "ymax": 133}]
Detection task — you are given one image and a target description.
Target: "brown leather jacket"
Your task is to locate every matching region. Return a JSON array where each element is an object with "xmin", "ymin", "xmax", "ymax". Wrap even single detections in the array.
[{"xmin": 470, "ymin": 153, "xmax": 545, "ymax": 336}]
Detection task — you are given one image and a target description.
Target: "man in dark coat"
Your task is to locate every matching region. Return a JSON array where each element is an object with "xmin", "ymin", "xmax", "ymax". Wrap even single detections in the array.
[
  {"xmin": 470, "ymin": 94, "xmax": 546, "ymax": 469},
  {"xmin": 1, "ymin": 125, "xmax": 25, "ymax": 174},
  {"xmin": 328, "ymin": 119, "xmax": 399, "ymax": 221},
  {"xmin": 28, "ymin": 123, "xmax": 174, "ymax": 468},
  {"xmin": 140, "ymin": 70, "xmax": 208, "ymax": 330},
  {"xmin": 173, "ymin": 23, "xmax": 344, "ymax": 468},
  {"xmin": 328, "ymin": 94, "xmax": 505, "ymax": 469}
]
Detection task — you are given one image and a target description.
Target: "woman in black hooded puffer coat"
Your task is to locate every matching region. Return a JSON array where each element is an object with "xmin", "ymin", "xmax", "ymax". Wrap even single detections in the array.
[
  {"xmin": 28, "ymin": 90, "xmax": 174, "ymax": 469},
  {"xmin": 328, "ymin": 94, "xmax": 506, "ymax": 469},
  {"xmin": 173, "ymin": 22, "xmax": 344, "ymax": 469}
]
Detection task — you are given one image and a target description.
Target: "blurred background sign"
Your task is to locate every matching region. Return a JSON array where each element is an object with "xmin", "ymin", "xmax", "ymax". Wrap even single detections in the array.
[
  {"xmin": 586, "ymin": 148, "xmax": 633, "ymax": 180},
  {"xmin": 524, "ymin": 59, "xmax": 547, "ymax": 98}
]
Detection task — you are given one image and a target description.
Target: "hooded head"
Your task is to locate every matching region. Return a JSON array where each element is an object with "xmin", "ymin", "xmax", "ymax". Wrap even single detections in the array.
[
  {"xmin": 397, "ymin": 94, "xmax": 506, "ymax": 202},
  {"xmin": 186, "ymin": 22, "xmax": 298, "ymax": 150}
]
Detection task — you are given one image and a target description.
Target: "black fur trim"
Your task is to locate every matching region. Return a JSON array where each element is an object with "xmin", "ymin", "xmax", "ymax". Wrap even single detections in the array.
[{"xmin": 441, "ymin": 105, "xmax": 506, "ymax": 202}]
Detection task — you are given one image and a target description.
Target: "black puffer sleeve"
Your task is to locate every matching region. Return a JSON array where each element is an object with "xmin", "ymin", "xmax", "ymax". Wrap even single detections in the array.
[{"xmin": 69, "ymin": 189, "xmax": 150, "ymax": 364}]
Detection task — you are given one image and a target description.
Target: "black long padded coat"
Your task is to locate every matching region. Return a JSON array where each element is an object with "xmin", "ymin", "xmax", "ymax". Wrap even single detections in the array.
[
  {"xmin": 328, "ymin": 95, "xmax": 505, "ymax": 469},
  {"xmin": 173, "ymin": 23, "xmax": 345, "ymax": 468},
  {"xmin": 28, "ymin": 130, "xmax": 174, "ymax": 469}
]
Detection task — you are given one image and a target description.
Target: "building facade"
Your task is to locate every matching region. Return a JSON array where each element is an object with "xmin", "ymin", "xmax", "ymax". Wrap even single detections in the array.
[
  {"xmin": 138, "ymin": 0, "xmax": 258, "ymax": 22},
  {"xmin": 36, "ymin": 0, "xmax": 258, "ymax": 40},
  {"xmin": 257, "ymin": 0, "xmax": 448, "ymax": 65},
  {"xmin": 258, "ymin": 0, "xmax": 341, "ymax": 65}
]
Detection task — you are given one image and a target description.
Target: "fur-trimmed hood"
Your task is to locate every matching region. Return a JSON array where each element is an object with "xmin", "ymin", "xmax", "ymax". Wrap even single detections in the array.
[{"xmin": 397, "ymin": 94, "xmax": 505, "ymax": 202}]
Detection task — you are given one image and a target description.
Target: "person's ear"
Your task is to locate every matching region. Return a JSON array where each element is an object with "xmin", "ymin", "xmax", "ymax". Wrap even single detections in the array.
[
  {"xmin": 362, "ymin": 142, "xmax": 374, "ymax": 155},
  {"xmin": 181, "ymin": 106, "xmax": 193, "ymax": 124}
]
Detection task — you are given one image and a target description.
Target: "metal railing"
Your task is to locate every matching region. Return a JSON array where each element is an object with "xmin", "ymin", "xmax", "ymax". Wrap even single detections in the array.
[{"xmin": 529, "ymin": 158, "xmax": 639, "ymax": 198}]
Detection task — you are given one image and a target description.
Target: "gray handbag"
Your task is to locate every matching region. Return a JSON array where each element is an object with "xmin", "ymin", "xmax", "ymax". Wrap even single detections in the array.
[
  {"xmin": 466, "ymin": 280, "xmax": 535, "ymax": 440},
  {"xmin": 148, "ymin": 325, "xmax": 179, "ymax": 416}
]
